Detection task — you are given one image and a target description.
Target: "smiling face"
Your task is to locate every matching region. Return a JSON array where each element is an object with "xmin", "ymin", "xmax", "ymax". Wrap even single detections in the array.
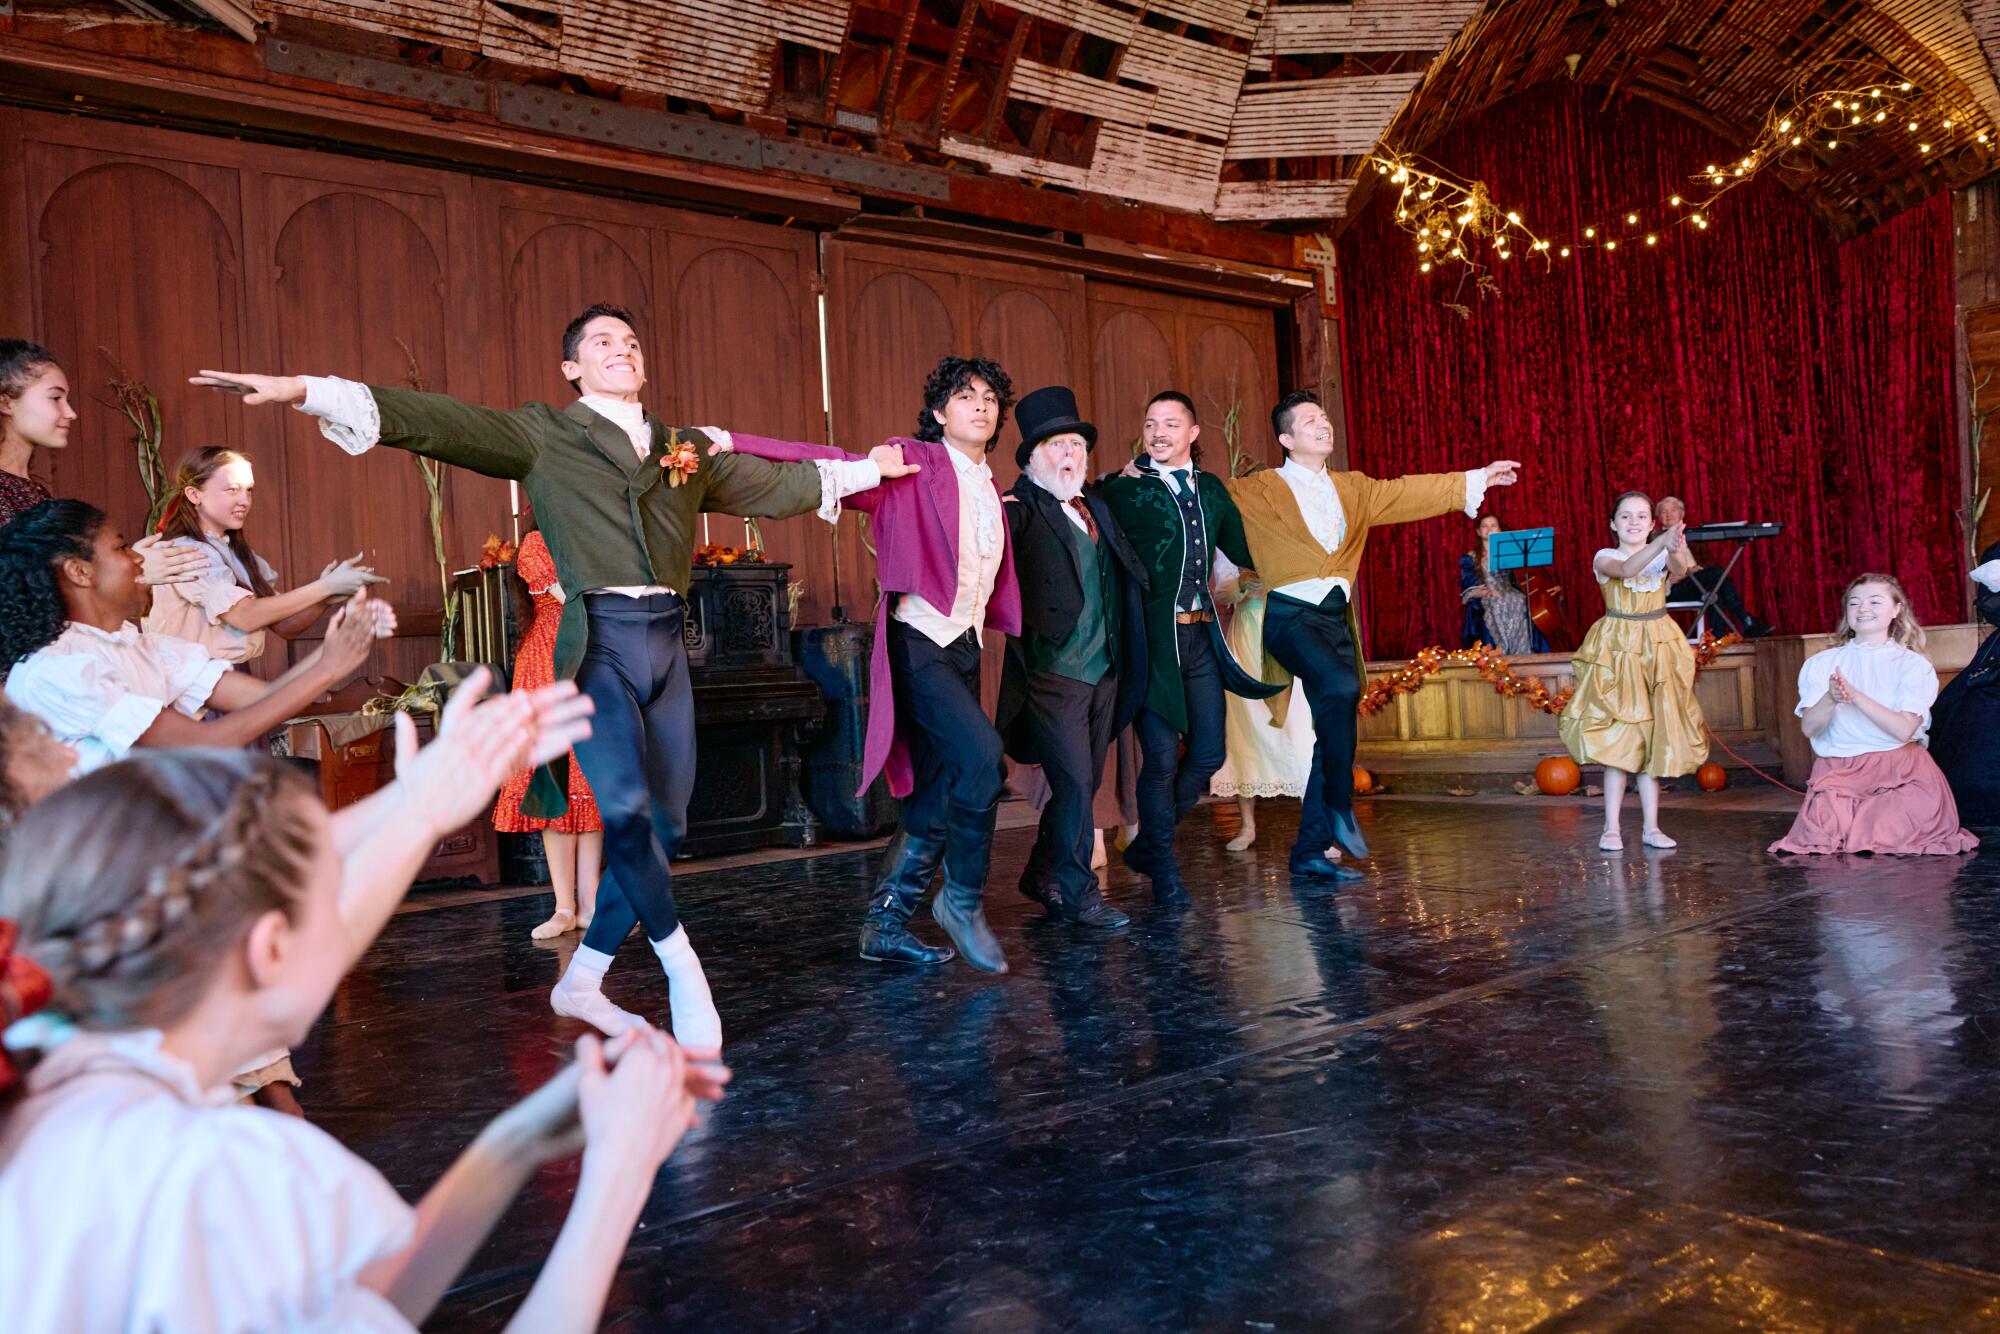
[
  {"xmin": 1028, "ymin": 433, "xmax": 1090, "ymax": 502},
  {"xmin": 1655, "ymin": 496, "xmax": 1686, "ymax": 530},
  {"xmin": 1, "ymin": 363, "xmax": 77, "ymax": 452},
  {"xmin": 561, "ymin": 315, "xmax": 646, "ymax": 399},
  {"xmin": 933, "ymin": 375, "xmax": 1000, "ymax": 450},
  {"xmin": 1611, "ymin": 495, "xmax": 1654, "ymax": 546},
  {"xmin": 186, "ymin": 458, "xmax": 254, "ymax": 534},
  {"xmin": 1844, "ymin": 580, "xmax": 1901, "ymax": 641},
  {"xmin": 65, "ymin": 522, "xmax": 145, "ymax": 623},
  {"xmin": 1142, "ymin": 398, "xmax": 1199, "ymax": 470},
  {"xmin": 1278, "ymin": 400, "xmax": 1335, "ymax": 462}
]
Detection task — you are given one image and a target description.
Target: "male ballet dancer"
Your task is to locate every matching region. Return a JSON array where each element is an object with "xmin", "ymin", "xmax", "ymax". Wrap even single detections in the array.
[
  {"xmin": 1096, "ymin": 391, "xmax": 1280, "ymax": 903},
  {"xmin": 1227, "ymin": 391, "xmax": 1518, "ymax": 880},
  {"xmin": 194, "ymin": 303, "xmax": 912, "ymax": 1053},
  {"xmin": 713, "ymin": 357, "xmax": 1020, "ymax": 972},
  {"xmin": 997, "ymin": 385, "xmax": 1149, "ymax": 928}
]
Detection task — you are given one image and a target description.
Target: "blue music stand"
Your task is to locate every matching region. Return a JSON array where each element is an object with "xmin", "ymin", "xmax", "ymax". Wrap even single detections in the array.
[{"xmin": 1486, "ymin": 526, "xmax": 1554, "ymax": 573}]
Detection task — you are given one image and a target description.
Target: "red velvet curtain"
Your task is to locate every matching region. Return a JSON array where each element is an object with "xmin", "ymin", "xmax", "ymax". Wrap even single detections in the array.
[{"xmin": 1338, "ymin": 85, "xmax": 1961, "ymax": 658}]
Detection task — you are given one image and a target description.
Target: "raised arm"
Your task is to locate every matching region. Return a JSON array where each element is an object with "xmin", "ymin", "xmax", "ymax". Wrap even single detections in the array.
[
  {"xmin": 1595, "ymin": 526, "xmax": 1681, "ymax": 581},
  {"xmin": 704, "ymin": 430, "xmax": 919, "ymax": 518},
  {"xmin": 1359, "ymin": 460, "xmax": 1519, "ymax": 529},
  {"xmin": 190, "ymin": 372, "xmax": 542, "ymax": 481},
  {"xmin": 220, "ymin": 555, "xmax": 386, "ymax": 636}
]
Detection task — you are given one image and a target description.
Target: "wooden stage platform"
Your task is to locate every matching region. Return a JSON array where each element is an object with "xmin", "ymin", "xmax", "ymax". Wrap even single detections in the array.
[{"xmin": 1356, "ymin": 624, "xmax": 1990, "ymax": 788}]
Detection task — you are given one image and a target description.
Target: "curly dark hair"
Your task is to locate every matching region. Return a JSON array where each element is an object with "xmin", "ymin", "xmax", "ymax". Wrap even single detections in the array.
[
  {"xmin": 0, "ymin": 499, "xmax": 103, "ymax": 669},
  {"xmin": 914, "ymin": 356, "xmax": 1013, "ymax": 451}
]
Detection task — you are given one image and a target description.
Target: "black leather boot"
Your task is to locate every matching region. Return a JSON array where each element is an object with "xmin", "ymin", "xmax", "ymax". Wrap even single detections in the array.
[
  {"xmin": 1058, "ymin": 881, "xmax": 1130, "ymax": 929},
  {"xmin": 931, "ymin": 800, "xmax": 1008, "ymax": 973},
  {"xmin": 858, "ymin": 828, "xmax": 955, "ymax": 966}
]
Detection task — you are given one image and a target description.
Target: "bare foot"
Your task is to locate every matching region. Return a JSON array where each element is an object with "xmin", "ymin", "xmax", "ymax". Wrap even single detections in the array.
[
  {"xmin": 1641, "ymin": 829, "xmax": 1677, "ymax": 849},
  {"xmin": 1324, "ymin": 846, "xmax": 1340, "ymax": 862},
  {"xmin": 531, "ymin": 909, "xmax": 577, "ymax": 940},
  {"xmin": 1091, "ymin": 830, "xmax": 1108, "ymax": 869},
  {"xmin": 1598, "ymin": 829, "xmax": 1624, "ymax": 852},
  {"xmin": 1226, "ymin": 828, "xmax": 1255, "ymax": 852}
]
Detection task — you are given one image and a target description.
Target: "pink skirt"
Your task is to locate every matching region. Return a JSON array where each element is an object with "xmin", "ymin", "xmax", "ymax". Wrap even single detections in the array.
[{"xmin": 1770, "ymin": 744, "xmax": 1981, "ymax": 856}]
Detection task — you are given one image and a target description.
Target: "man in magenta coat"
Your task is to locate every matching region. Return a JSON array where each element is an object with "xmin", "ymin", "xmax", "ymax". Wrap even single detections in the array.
[{"xmin": 718, "ymin": 356, "xmax": 1021, "ymax": 973}]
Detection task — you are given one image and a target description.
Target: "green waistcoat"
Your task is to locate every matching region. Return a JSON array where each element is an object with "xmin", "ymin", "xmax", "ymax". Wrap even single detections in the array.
[
  {"xmin": 1027, "ymin": 517, "xmax": 1114, "ymax": 683},
  {"xmin": 368, "ymin": 385, "xmax": 827, "ymax": 815},
  {"xmin": 1097, "ymin": 466, "xmax": 1272, "ymax": 731}
]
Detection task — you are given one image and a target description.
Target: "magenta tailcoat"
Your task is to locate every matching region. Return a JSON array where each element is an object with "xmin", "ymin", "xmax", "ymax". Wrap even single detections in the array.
[{"xmin": 733, "ymin": 434, "xmax": 1022, "ymax": 797}]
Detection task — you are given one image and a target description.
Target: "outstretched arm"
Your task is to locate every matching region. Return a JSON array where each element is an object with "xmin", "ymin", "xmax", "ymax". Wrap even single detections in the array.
[
  {"xmin": 1361, "ymin": 460, "xmax": 1520, "ymax": 528},
  {"xmin": 702, "ymin": 430, "xmax": 919, "ymax": 518},
  {"xmin": 191, "ymin": 372, "xmax": 542, "ymax": 480}
]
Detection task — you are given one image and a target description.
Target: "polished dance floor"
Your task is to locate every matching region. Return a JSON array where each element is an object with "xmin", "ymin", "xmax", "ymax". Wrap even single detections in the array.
[{"xmin": 299, "ymin": 797, "xmax": 2000, "ymax": 1330}]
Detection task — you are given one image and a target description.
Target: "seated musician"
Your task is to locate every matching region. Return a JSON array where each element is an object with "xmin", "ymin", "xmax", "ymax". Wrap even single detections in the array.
[
  {"xmin": 1459, "ymin": 512, "xmax": 1547, "ymax": 655},
  {"xmin": 1655, "ymin": 496, "xmax": 1773, "ymax": 637}
]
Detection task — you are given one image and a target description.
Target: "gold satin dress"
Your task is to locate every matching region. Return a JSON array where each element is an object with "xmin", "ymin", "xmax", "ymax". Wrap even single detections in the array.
[{"xmin": 1558, "ymin": 554, "xmax": 1709, "ymax": 777}]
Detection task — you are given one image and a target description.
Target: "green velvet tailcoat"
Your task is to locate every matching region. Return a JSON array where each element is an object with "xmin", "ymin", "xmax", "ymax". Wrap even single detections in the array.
[
  {"xmin": 367, "ymin": 386, "xmax": 827, "ymax": 815},
  {"xmin": 1096, "ymin": 465, "xmax": 1282, "ymax": 733}
]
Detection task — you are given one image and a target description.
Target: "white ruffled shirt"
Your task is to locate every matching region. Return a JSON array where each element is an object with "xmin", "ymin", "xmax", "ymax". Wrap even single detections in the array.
[
  {"xmin": 296, "ymin": 377, "xmax": 878, "ymax": 596},
  {"xmin": 0, "ymin": 1029, "xmax": 416, "ymax": 1332},
  {"xmin": 1796, "ymin": 639, "xmax": 1940, "ymax": 757},
  {"xmin": 5, "ymin": 622, "xmax": 229, "ymax": 775},
  {"xmin": 894, "ymin": 443, "xmax": 1005, "ymax": 646},
  {"xmin": 140, "ymin": 535, "xmax": 283, "ymax": 664}
]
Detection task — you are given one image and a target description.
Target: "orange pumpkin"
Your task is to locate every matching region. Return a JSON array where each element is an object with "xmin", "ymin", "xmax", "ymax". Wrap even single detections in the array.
[
  {"xmin": 1696, "ymin": 763, "xmax": 1728, "ymax": 791},
  {"xmin": 1352, "ymin": 766, "xmax": 1374, "ymax": 795},
  {"xmin": 1535, "ymin": 755, "xmax": 1582, "ymax": 796}
]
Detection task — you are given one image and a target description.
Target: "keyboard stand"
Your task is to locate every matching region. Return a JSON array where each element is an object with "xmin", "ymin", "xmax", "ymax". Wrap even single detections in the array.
[{"xmin": 1690, "ymin": 540, "xmax": 1752, "ymax": 639}]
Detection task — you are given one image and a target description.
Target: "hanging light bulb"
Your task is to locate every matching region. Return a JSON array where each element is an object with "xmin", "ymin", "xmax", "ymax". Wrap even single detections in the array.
[
  {"xmin": 1920, "ymin": 142, "xmax": 1932, "ymax": 153},
  {"xmin": 1645, "ymin": 233, "xmax": 1658, "ymax": 245},
  {"xmin": 1670, "ymin": 195, "xmax": 1682, "ymax": 205},
  {"xmin": 1874, "ymin": 111, "xmax": 1886, "ymax": 122},
  {"xmin": 1945, "ymin": 119, "xmax": 1955, "ymax": 128},
  {"xmin": 1560, "ymin": 246, "xmax": 1571, "ymax": 257},
  {"xmin": 1778, "ymin": 119, "xmax": 1792, "ymax": 132},
  {"xmin": 1870, "ymin": 87, "xmax": 1881, "ymax": 99},
  {"xmin": 1902, "ymin": 81, "xmax": 1914, "ymax": 91},
  {"xmin": 1418, "ymin": 241, "xmax": 1431, "ymax": 253},
  {"xmin": 1909, "ymin": 121, "xmax": 1920, "ymax": 131},
  {"xmin": 1626, "ymin": 212, "xmax": 1638, "ymax": 224},
  {"xmin": 1584, "ymin": 226, "xmax": 1597, "ymax": 238},
  {"xmin": 1421, "ymin": 261, "xmax": 1433, "ymax": 272},
  {"xmin": 1791, "ymin": 136, "xmax": 1802, "ymax": 146},
  {"xmin": 1506, "ymin": 211, "xmax": 1521, "ymax": 223},
  {"xmin": 1605, "ymin": 239, "xmax": 1618, "ymax": 250}
]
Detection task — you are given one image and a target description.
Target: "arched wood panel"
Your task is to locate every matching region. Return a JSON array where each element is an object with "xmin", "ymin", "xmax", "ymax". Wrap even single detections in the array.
[
  {"xmin": 1088, "ymin": 306, "xmax": 1176, "ymax": 469},
  {"xmin": 500, "ymin": 217, "xmax": 657, "ymax": 413},
  {"xmin": 267, "ymin": 187, "xmax": 454, "ymax": 680},
  {"xmin": 29, "ymin": 150, "xmax": 244, "ymax": 534}
]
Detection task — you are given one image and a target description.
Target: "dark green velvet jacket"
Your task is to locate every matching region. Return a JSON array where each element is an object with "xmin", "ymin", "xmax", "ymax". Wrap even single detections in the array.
[
  {"xmin": 1096, "ymin": 464, "xmax": 1282, "ymax": 732},
  {"xmin": 368, "ymin": 386, "xmax": 827, "ymax": 814}
]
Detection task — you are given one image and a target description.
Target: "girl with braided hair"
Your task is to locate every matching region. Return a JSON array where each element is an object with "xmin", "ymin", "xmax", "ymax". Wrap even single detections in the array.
[
  {"xmin": 0, "ymin": 674, "xmax": 726, "ymax": 1333},
  {"xmin": 0, "ymin": 499, "xmax": 391, "ymax": 773}
]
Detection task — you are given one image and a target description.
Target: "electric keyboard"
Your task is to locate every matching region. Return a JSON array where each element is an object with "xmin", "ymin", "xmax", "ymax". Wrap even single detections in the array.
[{"xmin": 1682, "ymin": 521, "xmax": 1782, "ymax": 543}]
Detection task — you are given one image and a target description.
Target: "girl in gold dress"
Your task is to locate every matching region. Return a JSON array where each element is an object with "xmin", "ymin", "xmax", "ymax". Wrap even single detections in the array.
[{"xmin": 1558, "ymin": 491, "xmax": 1709, "ymax": 851}]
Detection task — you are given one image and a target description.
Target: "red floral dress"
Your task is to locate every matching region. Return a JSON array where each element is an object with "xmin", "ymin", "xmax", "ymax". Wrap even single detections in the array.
[{"xmin": 491, "ymin": 531, "xmax": 601, "ymax": 833}]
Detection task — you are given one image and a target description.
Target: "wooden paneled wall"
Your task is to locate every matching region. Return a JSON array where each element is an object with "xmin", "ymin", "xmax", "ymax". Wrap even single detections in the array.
[
  {"xmin": 1, "ymin": 108, "xmax": 823, "ymax": 682},
  {"xmin": 1, "ymin": 108, "xmax": 1286, "ymax": 690}
]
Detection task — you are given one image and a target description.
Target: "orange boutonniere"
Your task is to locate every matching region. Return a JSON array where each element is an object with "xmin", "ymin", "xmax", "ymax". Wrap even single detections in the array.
[{"xmin": 661, "ymin": 430, "xmax": 701, "ymax": 487}]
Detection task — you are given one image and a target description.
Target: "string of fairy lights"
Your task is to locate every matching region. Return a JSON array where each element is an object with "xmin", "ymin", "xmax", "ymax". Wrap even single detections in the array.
[{"xmin": 1367, "ymin": 65, "xmax": 1995, "ymax": 282}]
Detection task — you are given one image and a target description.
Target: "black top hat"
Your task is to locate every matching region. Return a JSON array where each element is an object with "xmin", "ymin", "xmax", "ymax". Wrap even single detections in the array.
[{"xmin": 1014, "ymin": 385, "xmax": 1098, "ymax": 468}]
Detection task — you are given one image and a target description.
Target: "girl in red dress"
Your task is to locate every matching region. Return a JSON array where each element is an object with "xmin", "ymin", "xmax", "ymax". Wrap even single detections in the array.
[{"xmin": 492, "ymin": 521, "xmax": 605, "ymax": 938}]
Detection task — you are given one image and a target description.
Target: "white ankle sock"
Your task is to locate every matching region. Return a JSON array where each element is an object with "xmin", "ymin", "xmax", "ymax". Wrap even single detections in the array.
[
  {"xmin": 551, "ymin": 945, "xmax": 639, "ymax": 1036},
  {"xmin": 560, "ymin": 944, "xmax": 615, "ymax": 989},
  {"xmin": 651, "ymin": 926, "xmax": 722, "ymax": 1055}
]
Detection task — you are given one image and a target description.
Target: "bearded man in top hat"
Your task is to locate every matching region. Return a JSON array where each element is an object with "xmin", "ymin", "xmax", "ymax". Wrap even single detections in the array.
[{"xmin": 996, "ymin": 386, "xmax": 1150, "ymax": 929}]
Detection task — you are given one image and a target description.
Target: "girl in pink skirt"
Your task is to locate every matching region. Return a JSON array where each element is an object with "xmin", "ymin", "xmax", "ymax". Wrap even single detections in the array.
[{"xmin": 1772, "ymin": 573, "xmax": 1979, "ymax": 856}]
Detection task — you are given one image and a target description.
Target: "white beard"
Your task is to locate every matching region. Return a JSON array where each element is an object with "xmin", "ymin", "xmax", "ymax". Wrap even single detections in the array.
[{"xmin": 1028, "ymin": 461, "xmax": 1085, "ymax": 503}]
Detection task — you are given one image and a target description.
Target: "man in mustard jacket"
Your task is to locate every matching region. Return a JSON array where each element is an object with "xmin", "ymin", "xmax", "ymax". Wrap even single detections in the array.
[{"xmin": 1227, "ymin": 391, "xmax": 1519, "ymax": 882}]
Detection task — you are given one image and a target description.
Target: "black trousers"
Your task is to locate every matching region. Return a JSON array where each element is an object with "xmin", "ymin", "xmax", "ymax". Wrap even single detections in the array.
[
  {"xmin": 1019, "ymin": 670, "xmax": 1119, "ymax": 899},
  {"xmin": 1263, "ymin": 587, "xmax": 1362, "ymax": 861},
  {"xmin": 575, "ymin": 593, "xmax": 695, "ymax": 954},
  {"xmin": 887, "ymin": 620, "xmax": 1006, "ymax": 884},
  {"xmin": 1132, "ymin": 622, "xmax": 1227, "ymax": 867}
]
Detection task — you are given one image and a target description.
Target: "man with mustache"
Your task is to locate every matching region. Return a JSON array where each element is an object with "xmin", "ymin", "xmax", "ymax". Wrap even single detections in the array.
[
  {"xmin": 996, "ymin": 386, "xmax": 1149, "ymax": 929},
  {"xmin": 1097, "ymin": 391, "xmax": 1281, "ymax": 904},
  {"xmin": 190, "ymin": 303, "xmax": 912, "ymax": 1056},
  {"xmin": 1227, "ymin": 391, "xmax": 1520, "ymax": 881}
]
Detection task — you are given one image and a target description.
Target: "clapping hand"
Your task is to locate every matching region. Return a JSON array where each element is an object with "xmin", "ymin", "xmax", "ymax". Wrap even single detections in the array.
[
  {"xmin": 132, "ymin": 534, "xmax": 203, "ymax": 586},
  {"xmin": 495, "ymin": 1027, "xmax": 731, "ymax": 1169},
  {"xmin": 868, "ymin": 442, "xmax": 921, "ymax": 478},
  {"xmin": 390, "ymin": 668, "xmax": 595, "ymax": 837},
  {"xmin": 1662, "ymin": 522, "xmax": 1687, "ymax": 552},
  {"xmin": 319, "ymin": 588, "xmax": 395, "ymax": 679},
  {"xmin": 319, "ymin": 552, "xmax": 389, "ymax": 598}
]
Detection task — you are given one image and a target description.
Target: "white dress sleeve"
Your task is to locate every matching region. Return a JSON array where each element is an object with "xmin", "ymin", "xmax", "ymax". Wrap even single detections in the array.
[
  {"xmin": 7, "ymin": 652, "xmax": 205, "ymax": 758},
  {"xmin": 171, "ymin": 542, "xmax": 256, "ymax": 624},
  {"xmin": 139, "ymin": 1111, "xmax": 418, "ymax": 1333},
  {"xmin": 1890, "ymin": 647, "xmax": 1941, "ymax": 715},
  {"xmin": 146, "ymin": 634, "xmax": 233, "ymax": 717},
  {"xmin": 1795, "ymin": 649, "xmax": 1836, "ymax": 718}
]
